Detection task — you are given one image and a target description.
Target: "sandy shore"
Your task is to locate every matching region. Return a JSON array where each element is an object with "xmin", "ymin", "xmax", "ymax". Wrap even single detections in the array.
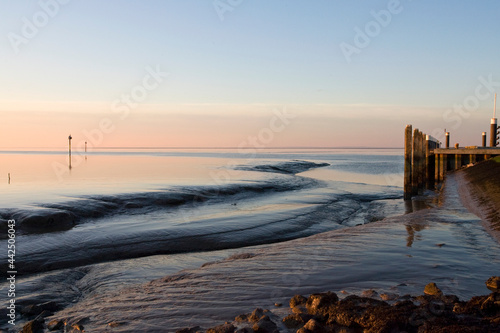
[
  {"xmin": 456, "ymin": 156, "xmax": 500, "ymax": 243},
  {"xmin": 10, "ymin": 161, "xmax": 500, "ymax": 332}
]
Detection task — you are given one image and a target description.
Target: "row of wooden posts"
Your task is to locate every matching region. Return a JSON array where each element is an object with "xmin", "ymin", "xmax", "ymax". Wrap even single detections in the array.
[
  {"xmin": 404, "ymin": 124, "xmax": 500, "ymax": 200},
  {"xmin": 403, "ymin": 125, "xmax": 439, "ymax": 200}
]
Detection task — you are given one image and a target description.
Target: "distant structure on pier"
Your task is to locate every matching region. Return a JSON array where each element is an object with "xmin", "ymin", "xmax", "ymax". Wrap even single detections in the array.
[{"xmin": 404, "ymin": 94, "xmax": 500, "ymax": 200}]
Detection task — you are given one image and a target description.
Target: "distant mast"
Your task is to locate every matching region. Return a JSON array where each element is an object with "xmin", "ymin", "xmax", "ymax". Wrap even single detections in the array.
[{"xmin": 491, "ymin": 94, "xmax": 498, "ymax": 147}]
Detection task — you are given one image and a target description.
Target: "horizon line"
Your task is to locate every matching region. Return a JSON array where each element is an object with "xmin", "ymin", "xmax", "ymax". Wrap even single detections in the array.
[{"xmin": 0, "ymin": 146, "xmax": 404, "ymax": 150}]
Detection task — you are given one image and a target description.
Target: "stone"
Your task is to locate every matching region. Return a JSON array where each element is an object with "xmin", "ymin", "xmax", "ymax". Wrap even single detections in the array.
[
  {"xmin": 21, "ymin": 301, "xmax": 59, "ymax": 317},
  {"xmin": 22, "ymin": 319, "xmax": 44, "ymax": 333},
  {"xmin": 206, "ymin": 323, "xmax": 235, "ymax": 333},
  {"xmin": 303, "ymin": 318, "xmax": 323, "ymax": 332},
  {"xmin": 235, "ymin": 329, "xmax": 253, "ymax": 333},
  {"xmin": 291, "ymin": 305, "xmax": 307, "ymax": 314},
  {"xmin": 306, "ymin": 292, "xmax": 339, "ymax": 318},
  {"xmin": 361, "ymin": 289, "xmax": 378, "ymax": 298},
  {"xmin": 248, "ymin": 308, "xmax": 266, "ymax": 322},
  {"xmin": 282, "ymin": 313, "xmax": 311, "ymax": 329},
  {"xmin": 234, "ymin": 314, "xmax": 248, "ymax": 323},
  {"xmin": 289, "ymin": 294, "xmax": 307, "ymax": 308},
  {"xmin": 480, "ymin": 292, "xmax": 500, "ymax": 316},
  {"xmin": 380, "ymin": 293, "xmax": 399, "ymax": 301},
  {"xmin": 252, "ymin": 316, "xmax": 278, "ymax": 333},
  {"xmin": 47, "ymin": 319, "xmax": 64, "ymax": 331},
  {"xmin": 71, "ymin": 324, "xmax": 84, "ymax": 331},
  {"xmin": 424, "ymin": 282, "xmax": 442, "ymax": 296},
  {"xmin": 486, "ymin": 276, "xmax": 500, "ymax": 291}
]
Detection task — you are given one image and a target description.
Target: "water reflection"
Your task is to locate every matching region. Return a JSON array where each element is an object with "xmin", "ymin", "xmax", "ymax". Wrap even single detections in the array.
[{"xmin": 405, "ymin": 222, "xmax": 428, "ymax": 247}]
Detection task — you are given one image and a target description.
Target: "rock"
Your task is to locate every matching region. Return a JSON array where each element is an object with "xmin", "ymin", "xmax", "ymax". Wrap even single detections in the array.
[
  {"xmin": 289, "ymin": 294, "xmax": 307, "ymax": 308},
  {"xmin": 71, "ymin": 324, "xmax": 84, "ymax": 331},
  {"xmin": 328, "ymin": 295, "xmax": 392, "ymax": 329},
  {"xmin": 22, "ymin": 319, "xmax": 44, "ymax": 333},
  {"xmin": 480, "ymin": 292, "xmax": 500, "ymax": 316},
  {"xmin": 282, "ymin": 313, "xmax": 312, "ymax": 329},
  {"xmin": 235, "ymin": 329, "xmax": 253, "ymax": 333},
  {"xmin": 274, "ymin": 303, "xmax": 282, "ymax": 307},
  {"xmin": 424, "ymin": 282, "xmax": 442, "ymax": 296},
  {"xmin": 234, "ymin": 314, "xmax": 248, "ymax": 323},
  {"xmin": 21, "ymin": 301, "xmax": 60, "ymax": 317},
  {"xmin": 252, "ymin": 316, "xmax": 278, "ymax": 333},
  {"xmin": 47, "ymin": 319, "xmax": 64, "ymax": 331},
  {"xmin": 361, "ymin": 289, "xmax": 378, "ymax": 298},
  {"xmin": 305, "ymin": 292, "xmax": 339, "ymax": 318},
  {"xmin": 486, "ymin": 276, "xmax": 500, "ymax": 291},
  {"xmin": 35, "ymin": 310, "xmax": 54, "ymax": 321},
  {"xmin": 291, "ymin": 305, "xmax": 307, "ymax": 314},
  {"xmin": 248, "ymin": 308, "xmax": 266, "ymax": 322},
  {"xmin": 206, "ymin": 323, "xmax": 235, "ymax": 333},
  {"xmin": 176, "ymin": 326, "xmax": 202, "ymax": 333},
  {"xmin": 303, "ymin": 318, "xmax": 324, "ymax": 332},
  {"xmin": 380, "ymin": 293, "xmax": 399, "ymax": 301}
]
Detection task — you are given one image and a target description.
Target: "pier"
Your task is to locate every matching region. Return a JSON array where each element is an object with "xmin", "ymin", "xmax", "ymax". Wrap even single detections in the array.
[{"xmin": 404, "ymin": 125, "xmax": 500, "ymax": 200}]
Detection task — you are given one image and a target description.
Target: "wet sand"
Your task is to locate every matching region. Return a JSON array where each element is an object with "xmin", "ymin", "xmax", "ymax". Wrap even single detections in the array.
[
  {"xmin": 36, "ymin": 170, "xmax": 500, "ymax": 332},
  {"xmin": 456, "ymin": 156, "xmax": 500, "ymax": 243}
]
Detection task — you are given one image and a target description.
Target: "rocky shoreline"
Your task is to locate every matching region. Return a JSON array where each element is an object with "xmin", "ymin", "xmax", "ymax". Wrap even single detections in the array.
[{"xmin": 177, "ymin": 278, "xmax": 500, "ymax": 333}]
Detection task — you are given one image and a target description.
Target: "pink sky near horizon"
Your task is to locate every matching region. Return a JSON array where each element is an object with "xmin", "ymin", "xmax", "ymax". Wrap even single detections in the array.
[{"xmin": 0, "ymin": 101, "xmax": 493, "ymax": 149}]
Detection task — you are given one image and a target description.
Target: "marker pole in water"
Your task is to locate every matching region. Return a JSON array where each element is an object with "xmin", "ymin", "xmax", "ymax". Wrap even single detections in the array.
[{"xmin": 68, "ymin": 135, "xmax": 73, "ymax": 169}]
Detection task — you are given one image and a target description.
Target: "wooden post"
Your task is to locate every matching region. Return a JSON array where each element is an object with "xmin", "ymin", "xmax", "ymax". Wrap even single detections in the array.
[
  {"xmin": 445, "ymin": 132, "xmax": 450, "ymax": 148},
  {"xmin": 491, "ymin": 119, "xmax": 497, "ymax": 147},
  {"xmin": 418, "ymin": 131, "xmax": 425, "ymax": 192},
  {"xmin": 411, "ymin": 129, "xmax": 420, "ymax": 196},
  {"xmin": 425, "ymin": 135, "xmax": 432, "ymax": 189},
  {"xmin": 439, "ymin": 154, "xmax": 446, "ymax": 181},
  {"xmin": 435, "ymin": 154, "xmax": 440, "ymax": 184},
  {"xmin": 404, "ymin": 125, "xmax": 413, "ymax": 200},
  {"xmin": 482, "ymin": 132, "xmax": 487, "ymax": 147},
  {"xmin": 455, "ymin": 154, "xmax": 461, "ymax": 170}
]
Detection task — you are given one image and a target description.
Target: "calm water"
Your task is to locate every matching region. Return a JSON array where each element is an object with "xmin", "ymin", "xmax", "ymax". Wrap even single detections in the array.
[
  {"xmin": 14, "ymin": 148, "xmax": 500, "ymax": 331},
  {"xmin": 0, "ymin": 148, "xmax": 405, "ymax": 275}
]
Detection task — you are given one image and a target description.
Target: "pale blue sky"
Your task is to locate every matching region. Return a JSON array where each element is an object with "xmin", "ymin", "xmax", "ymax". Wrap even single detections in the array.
[{"xmin": 1, "ymin": 1, "xmax": 499, "ymax": 147}]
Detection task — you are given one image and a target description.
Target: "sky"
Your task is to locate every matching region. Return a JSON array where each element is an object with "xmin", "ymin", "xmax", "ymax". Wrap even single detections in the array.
[{"xmin": 0, "ymin": 0, "xmax": 499, "ymax": 148}]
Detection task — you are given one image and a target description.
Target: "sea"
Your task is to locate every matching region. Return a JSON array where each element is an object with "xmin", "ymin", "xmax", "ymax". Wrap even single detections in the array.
[{"xmin": 0, "ymin": 148, "xmax": 499, "ymax": 331}]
